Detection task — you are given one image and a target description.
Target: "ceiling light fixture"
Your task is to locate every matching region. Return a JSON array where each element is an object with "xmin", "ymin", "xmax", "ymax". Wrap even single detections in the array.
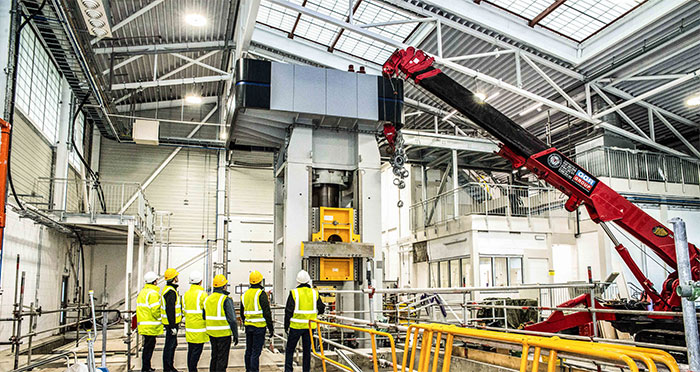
[
  {"xmin": 687, "ymin": 93, "xmax": 700, "ymax": 107},
  {"xmin": 474, "ymin": 92, "xmax": 487, "ymax": 102},
  {"xmin": 185, "ymin": 13, "xmax": 207, "ymax": 27},
  {"xmin": 519, "ymin": 103, "xmax": 543, "ymax": 116},
  {"xmin": 185, "ymin": 94, "xmax": 203, "ymax": 105},
  {"xmin": 77, "ymin": 0, "xmax": 112, "ymax": 38},
  {"xmin": 404, "ymin": 111, "xmax": 423, "ymax": 117}
]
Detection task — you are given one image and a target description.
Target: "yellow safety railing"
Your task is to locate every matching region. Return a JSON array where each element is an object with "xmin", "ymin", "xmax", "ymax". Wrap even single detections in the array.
[
  {"xmin": 309, "ymin": 319, "xmax": 399, "ymax": 372},
  {"xmin": 307, "ymin": 320, "xmax": 679, "ymax": 372},
  {"xmin": 401, "ymin": 323, "xmax": 680, "ymax": 372}
]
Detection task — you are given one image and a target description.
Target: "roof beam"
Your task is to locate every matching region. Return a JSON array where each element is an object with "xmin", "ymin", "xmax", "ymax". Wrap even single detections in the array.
[
  {"xmin": 529, "ymin": 0, "xmax": 566, "ymax": 27},
  {"xmin": 402, "ymin": 130, "xmax": 498, "ymax": 153},
  {"xmin": 102, "ymin": 55, "xmax": 142, "ymax": 75},
  {"xmin": 111, "ymin": 75, "xmax": 231, "ymax": 90},
  {"xmin": 653, "ymin": 110, "xmax": 700, "ymax": 159},
  {"xmin": 115, "ymin": 96, "xmax": 219, "ymax": 112},
  {"xmin": 589, "ymin": 83, "xmax": 650, "ymax": 140},
  {"xmin": 171, "ymin": 53, "xmax": 226, "ymax": 75},
  {"xmin": 113, "ymin": 51, "xmax": 221, "ymax": 104},
  {"xmin": 235, "ymin": 0, "xmax": 262, "ymax": 57},
  {"xmin": 92, "ymin": 41, "xmax": 228, "ymax": 55},
  {"xmin": 596, "ymin": 123, "xmax": 689, "ymax": 158},
  {"xmin": 600, "ymin": 86, "xmax": 699, "ymax": 128},
  {"xmin": 592, "ymin": 68, "xmax": 700, "ymax": 120}
]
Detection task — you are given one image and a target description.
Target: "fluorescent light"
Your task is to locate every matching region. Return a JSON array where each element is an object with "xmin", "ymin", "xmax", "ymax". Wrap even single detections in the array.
[
  {"xmin": 404, "ymin": 111, "xmax": 423, "ymax": 117},
  {"xmin": 484, "ymin": 91, "xmax": 500, "ymax": 103},
  {"xmin": 185, "ymin": 13, "xmax": 207, "ymax": 27},
  {"xmin": 687, "ymin": 93, "xmax": 700, "ymax": 107},
  {"xmin": 474, "ymin": 92, "xmax": 487, "ymax": 102},
  {"xmin": 519, "ymin": 103, "xmax": 543, "ymax": 116},
  {"xmin": 185, "ymin": 94, "xmax": 203, "ymax": 105}
]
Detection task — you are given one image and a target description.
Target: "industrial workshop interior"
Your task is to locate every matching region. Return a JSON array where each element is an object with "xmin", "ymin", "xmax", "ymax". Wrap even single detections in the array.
[{"xmin": 2, "ymin": 0, "xmax": 700, "ymax": 371}]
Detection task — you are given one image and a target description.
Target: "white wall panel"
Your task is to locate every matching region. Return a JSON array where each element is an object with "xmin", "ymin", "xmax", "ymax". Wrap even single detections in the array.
[
  {"xmin": 99, "ymin": 139, "xmax": 217, "ymax": 246},
  {"xmin": 0, "ymin": 209, "xmax": 74, "ymax": 351}
]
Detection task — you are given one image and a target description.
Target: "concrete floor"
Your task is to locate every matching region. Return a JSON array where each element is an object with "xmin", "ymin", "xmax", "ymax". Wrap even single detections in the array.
[{"xmin": 0, "ymin": 329, "xmax": 291, "ymax": 372}]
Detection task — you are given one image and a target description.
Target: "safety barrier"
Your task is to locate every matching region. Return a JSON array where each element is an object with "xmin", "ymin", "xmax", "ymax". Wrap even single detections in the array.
[
  {"xmin": 401, "ymin": 323, "xmax": 679, "ymax": 372},
  {"xmin": 309, "ymin": 319, "xmax": 399, "ymax": 372}
]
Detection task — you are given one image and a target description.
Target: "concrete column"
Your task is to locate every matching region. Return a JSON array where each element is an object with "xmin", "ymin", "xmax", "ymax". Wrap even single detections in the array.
[
  {"xmin": 470, "ymin": 231, "xmax": 480, "ymax": 300},
  {"xmin": 452, "ymin": 150, "xmax": 459, "ymax": 219},
  {"xmin": 125, "ymin": 219, "xmax": 135, "ymax": 334},
  {"xmin": 53, "ymin": 81, "xmax": 72, "ymax": 211}
]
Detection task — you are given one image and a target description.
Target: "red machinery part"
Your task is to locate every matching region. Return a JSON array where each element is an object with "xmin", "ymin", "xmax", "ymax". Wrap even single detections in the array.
[
  {"xmin": 0, "ymin": 119, "xmax": 10, "ymax": 263},
  {"xmin": 383, "ymin": 47, "xmax": 700, "ymax": 334}
]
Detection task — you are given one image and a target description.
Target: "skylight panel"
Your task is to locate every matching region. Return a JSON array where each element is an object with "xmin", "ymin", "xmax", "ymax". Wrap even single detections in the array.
[
  {"xmin": 257, "ymin": 0, "xmax": 298, "ymax": 32},
  {"xmin": 295, "ymin": 15, "xmax": 341, "ymax": 45},
  {"xmin": 538, "ymin": 0, "xmax": 643, "ymax": 41},
  {"xmin": 487, "ymin": 0, "xmax": 552, "ymax": 20}
]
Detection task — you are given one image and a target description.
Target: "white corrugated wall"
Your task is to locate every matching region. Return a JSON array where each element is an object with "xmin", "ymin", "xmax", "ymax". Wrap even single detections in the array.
[{"xmin": 99, "ymin": 139, "xmax": 217, "ymax": 246}]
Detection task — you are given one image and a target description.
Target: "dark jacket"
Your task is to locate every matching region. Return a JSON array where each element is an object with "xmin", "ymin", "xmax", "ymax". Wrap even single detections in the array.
[
  {"xmin": 284, "ymin": 284, "xmax": 325, "ymax": 332},
  {"xmin": 240, "ymin": 283, "xmax": 275, "ymax": 336},
  {"xmin": 163, "ymin": 282, "xmax": 179, "ymax": 328},
  {"xmin": 213, "ymin": 287, "xmax": 239, "ymax": 340}
]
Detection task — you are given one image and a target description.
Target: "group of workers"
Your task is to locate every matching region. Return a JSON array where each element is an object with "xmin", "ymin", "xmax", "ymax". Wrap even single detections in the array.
[{"xmin": 136, "ymin": 268, "xmax": 323, "ymax": 372}]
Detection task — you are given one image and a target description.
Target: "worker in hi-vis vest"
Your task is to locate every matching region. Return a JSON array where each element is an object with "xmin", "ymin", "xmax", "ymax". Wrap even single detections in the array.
[
  {"xmin": 205, "ymin": 274, "xmax": 239, "ymax": 371},
  {"xmin": 136, "ymin": 271, "xmax": 162, "ymax": 372},
  {"xmin": 284, "ymin": 270, "xmax": 325, "ymax": 372},
  {"xmin": 161, "ymin": 268, "xmax": 182, "ymax": 372},
  {"xmin": 183, "ymin": 271, "xmax": 208, "ymax": 372},
  {"xmin": 240, "ymin": 271, "xmax": 274, "ymax": 372}
]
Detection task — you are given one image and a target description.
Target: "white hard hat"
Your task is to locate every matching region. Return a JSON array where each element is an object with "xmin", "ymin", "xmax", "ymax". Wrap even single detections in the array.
[
  {"xmin": 296, "ymin": 270, "xmax": 311, "ymax": 284},
  {"xmin": 189, "ymin": 270, "xmax": 203, "ymax": 284},
  {"xmin": 144, "ymin": 271, "xmax": 158, "ymax": 283}
]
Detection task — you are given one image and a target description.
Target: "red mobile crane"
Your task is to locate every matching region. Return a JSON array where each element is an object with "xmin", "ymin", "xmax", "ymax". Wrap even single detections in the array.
[{"xmin": 382, "ymin": 47, "xmax": 700, "ymax": 345}]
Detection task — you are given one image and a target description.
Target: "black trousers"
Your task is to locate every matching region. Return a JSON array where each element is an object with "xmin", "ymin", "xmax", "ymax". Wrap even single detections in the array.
[
  {"xmin": 141, "ymin": 335, "xmax": 157, "ymax": 372},
  {"xmin": 284, "ymin": 328, "xmax": 311, "ymax": 372},
  {"xmin": 163, "ymin": 327, "xmax": 178, "ymax": 371},
  {"xmin": 244, "ymin": 326, "xmax": 267, "ymax": 372},
  {"xmin": 209, "ymin": 335, "xmax": 232, "ymax": 372},
  {"xmin": 187, "ymin": 342, "xmax": 204, "ymax": 372}
]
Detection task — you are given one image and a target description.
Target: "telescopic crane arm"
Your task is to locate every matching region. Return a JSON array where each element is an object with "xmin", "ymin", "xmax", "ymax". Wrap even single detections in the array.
[{"xmin": 382, "ymin": 47, "xmax": 700, "ymax": 315}]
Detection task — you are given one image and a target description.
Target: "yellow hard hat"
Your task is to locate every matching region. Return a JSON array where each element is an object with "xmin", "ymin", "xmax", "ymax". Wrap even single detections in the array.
[
  {"xmin": 213, "ymin": 274, "xmax": 228, "ymax": 288},
  {"xmin": 164, "ymin": 268, "xmax": 179, "ymax": 281},
  {"xmin": 249, "ymin": 271, "xmax": 263, "ymax": 285}
]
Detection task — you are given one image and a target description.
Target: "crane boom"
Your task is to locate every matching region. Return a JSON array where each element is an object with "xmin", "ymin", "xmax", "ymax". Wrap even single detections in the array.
[{"xmin": 383, "ymin": 47, "xmax": 699, "ymax": 333}]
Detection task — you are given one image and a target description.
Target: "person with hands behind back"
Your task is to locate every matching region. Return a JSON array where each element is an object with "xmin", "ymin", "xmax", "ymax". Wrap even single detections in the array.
[
  {"xmin": 205, "ymin": 274, "xmax": 239, "ymax": 371},
  {"xmin": 283, "ymin": 270, "xmax": 325, "ymax": 372}
]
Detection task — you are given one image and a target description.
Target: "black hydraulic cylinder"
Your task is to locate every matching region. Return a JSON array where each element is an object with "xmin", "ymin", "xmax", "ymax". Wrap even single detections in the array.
[{"xmin": 415, "ymin": 68, "xmax": 549, "ymax": 158}]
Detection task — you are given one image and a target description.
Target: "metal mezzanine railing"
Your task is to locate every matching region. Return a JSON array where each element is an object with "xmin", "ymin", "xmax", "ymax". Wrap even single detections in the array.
[
  {"xmin": 34, "ymin": 177, "xmax": 155, "ymax": 230},
  {"xmin": 575, "ymin": 146, "xmax": 700, "ymax": 186},
  {"xmin": 409, "ymin": 183, "xmax": 568, "ymax": 231}
]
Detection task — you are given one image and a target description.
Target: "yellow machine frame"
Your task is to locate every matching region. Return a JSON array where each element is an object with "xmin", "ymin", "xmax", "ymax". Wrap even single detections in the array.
[{"xmin": 312, "ymin": 207, "xmax": 361, "ymax": 243}]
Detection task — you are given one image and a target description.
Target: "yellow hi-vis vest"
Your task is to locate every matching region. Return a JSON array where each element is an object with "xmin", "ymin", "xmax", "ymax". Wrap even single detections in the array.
[
  {"xmin": 290, "ymin": 287, "xmax": 318, "ymax": 329},
  {"xmin": 205, "ymin": 292, "xmax": 232, "ymax": 337},
  {"xmin": 242, "ymin": 288, "xmax": 266, "ymax": 328},
  {"xmin": 183, "ymin": 284, "xmax": 209, "ymax": 343},
  {"xmin": 160, "ymin": 285, "xmax": 182, "ymax": 325},
  {"xmin": 136, "ymin": 284, "xmax": 164, "ymax": 336}
]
